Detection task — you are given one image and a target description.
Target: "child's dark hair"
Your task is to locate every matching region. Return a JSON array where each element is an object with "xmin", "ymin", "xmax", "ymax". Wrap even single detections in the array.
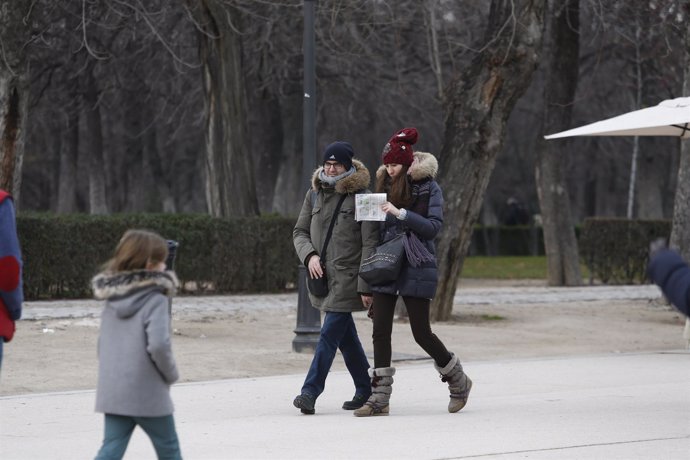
[{"xmin": 105, "ymin": 229, "xmax": 168, "ymax": 272}]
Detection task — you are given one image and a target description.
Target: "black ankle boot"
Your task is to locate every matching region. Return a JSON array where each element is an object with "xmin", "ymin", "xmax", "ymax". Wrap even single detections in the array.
[
  {"xmin": 342, "ymin": 393, "xmax": 369, "ymax": 410},
  {"xmin": 293, "ymin": 393, "xmax": 316, "ymax": 414}
]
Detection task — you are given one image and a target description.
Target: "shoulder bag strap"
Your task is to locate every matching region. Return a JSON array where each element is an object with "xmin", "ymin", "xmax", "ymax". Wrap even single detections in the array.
[{"xmin": 319, "ymin": 194, "xmax": 347, "ymax": 263}]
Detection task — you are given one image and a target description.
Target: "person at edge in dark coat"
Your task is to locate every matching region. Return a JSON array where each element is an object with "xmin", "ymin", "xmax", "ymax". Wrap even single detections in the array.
[
  {"xmin": 354, "ymin": 127, "xmax": 472, "ymax": 417},
  {"xmin": 292, "ymin": 141, "xmax": 379, "ymax": 415},
  {"xmin": 92, "ymin": 229, "xmax": 182, "ymax": 459},
  {"xmin": 0, "ymin": 188, "xmax": 23, "ymax": 373},
  {"xmin": 647, "ymin": 238, "xmax": 690, "ymax": 318}
]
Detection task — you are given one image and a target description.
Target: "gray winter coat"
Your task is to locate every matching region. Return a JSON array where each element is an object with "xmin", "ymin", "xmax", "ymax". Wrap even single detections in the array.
[
  {"xmin": 371, "ymin": 152, "xmax": 443, "ymax": 300},
  {"xmin": 92, "ymin": 270, "xmax": 179, "ymax": 417},
  {"xmin": 293, "ymin": 159, "xmax": 379, "ymax": 312}
]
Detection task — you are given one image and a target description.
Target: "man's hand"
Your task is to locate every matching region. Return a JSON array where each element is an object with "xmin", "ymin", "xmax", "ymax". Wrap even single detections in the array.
[
  {"xmin": 360, "ymin": 294, "xmax": 373, "ymax": 309},
  {"xmin": 307, "ymin": 255, "xmax": 324, "ymax": 279}
]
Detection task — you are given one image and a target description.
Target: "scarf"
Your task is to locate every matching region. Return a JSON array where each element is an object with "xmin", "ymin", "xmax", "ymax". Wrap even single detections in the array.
[
  {"xmin": 319, "ymin": 166, "xmax": 355, "ymax": 187},
  {"xmin": 402, "ymin": 178, "xmax": 435, "ymax": 267}
]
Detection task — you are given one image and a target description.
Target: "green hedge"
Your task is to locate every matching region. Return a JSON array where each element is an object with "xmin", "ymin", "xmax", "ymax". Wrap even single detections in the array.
[
  {"xmin": 579, "ymin": 217, "xmax": 670, "ymax": 284},
  {"xmin": 17, "ymin": 213, "xmax": 298, "ymax": 299},
  {"xmin": 16, "ymin": 214, "xmax": 670, "ymax": 299}
]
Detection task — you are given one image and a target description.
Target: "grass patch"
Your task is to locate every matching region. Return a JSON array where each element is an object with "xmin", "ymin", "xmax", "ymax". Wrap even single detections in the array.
[
  {"xmin": 480, "ymin": 314, "xmax": 506, "ymax": 321},
  {"xmin": 450, "ymin": 313, "xmax": 508, "ymax": 323},
  {"xmin": 462, "ymin": 256, "xmax": 590, "ymax": 280},
  {"xmin": 462, "ymin": 256, "xmax": 547, "ymax": 279}
]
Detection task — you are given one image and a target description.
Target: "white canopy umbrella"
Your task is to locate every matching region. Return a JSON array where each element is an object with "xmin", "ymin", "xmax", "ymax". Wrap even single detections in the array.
[
  {"xmin": 544, "ymin": 97, "xmax": 690, "ymax": 139},
  {"xmin": 545, "ymin": 96, "xmax": 690, "ymax": 348},
  {"xmin": 544, "ymin": 96, "xmax": 690, "ymax": 218}
]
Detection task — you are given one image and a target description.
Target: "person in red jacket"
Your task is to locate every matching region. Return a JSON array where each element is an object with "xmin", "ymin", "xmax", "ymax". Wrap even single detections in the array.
[{"xmin": 0, "ymin": 189, "xmax": 23, "ymax": 372}]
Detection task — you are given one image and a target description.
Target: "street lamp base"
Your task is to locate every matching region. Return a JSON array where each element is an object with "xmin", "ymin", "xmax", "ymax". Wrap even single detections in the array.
[
  {"xmin": 293, "ymin": 265, "xmax": 322, "ymax": 353},
  {"xmin": 292, "ymin": 329, "xmax": 320, "ymax": 353}
]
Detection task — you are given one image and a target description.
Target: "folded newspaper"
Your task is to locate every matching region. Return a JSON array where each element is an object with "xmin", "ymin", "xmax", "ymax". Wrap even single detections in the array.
[{"xmin": 355, "ymin": 193, "xmax": 387, "ymax": 221}]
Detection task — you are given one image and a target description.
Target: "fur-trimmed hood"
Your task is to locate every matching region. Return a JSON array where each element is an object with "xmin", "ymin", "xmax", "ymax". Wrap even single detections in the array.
[
  {"xmin": 311, "ymin": 159, "xmax": 371, "ymax": 194},
  {"xmin": 376, "ymin": 151, "xmax": 438, "ymax": 182},
  {"xmin": 92, "ymin": 270, "xmax": 179, "ymax": 313}
]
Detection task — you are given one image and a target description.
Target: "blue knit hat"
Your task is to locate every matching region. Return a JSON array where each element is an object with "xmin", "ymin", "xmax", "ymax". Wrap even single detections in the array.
[{"xmin": 323, "ymin": 141, "xmax": 354, "ymax": 170}]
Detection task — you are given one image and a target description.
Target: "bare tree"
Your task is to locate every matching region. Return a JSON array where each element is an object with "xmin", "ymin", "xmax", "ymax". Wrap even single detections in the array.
[
  {"xmin": 535, "ymin": 0, "xmax": 582, "ymax": 286},
  {"xmin": 432, "ymin": 0, "xmax": 546, "ymax": 321},
  {"xmin": 0, "ymin": 1, "xmax": 32, "ymax": 200},
  {"xmin": 187, "ymin": 0, "xmax": 258, "ymax": 217},
  {"xmin": 82, "ymin": 61, "xmax": 108, "ymax": 214},
  {"xmin": 670, "ymin": 4, "xmax": 690, "ymax": 257}
]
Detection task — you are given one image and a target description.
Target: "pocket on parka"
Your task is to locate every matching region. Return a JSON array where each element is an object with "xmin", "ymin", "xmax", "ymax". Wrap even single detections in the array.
[{"xmin": 333, "ymin": 264, "xmax": 359, "ymax": 296}]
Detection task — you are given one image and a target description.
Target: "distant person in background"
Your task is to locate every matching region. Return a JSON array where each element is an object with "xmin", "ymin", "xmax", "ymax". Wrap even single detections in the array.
[
  {"xmin": 502, "ymin": 197, "xmax": 531, "ymax": 226},
  {"xmin": 0, "ymin": 188, "xmax": 23, "ymax": 373},
  {"xmin": 92, "ymin": 229, "xmax": 182, "ymax": 459},
  {"xmin": 647, "ymin": 238, "xmax": 690, "ymax": 318}
]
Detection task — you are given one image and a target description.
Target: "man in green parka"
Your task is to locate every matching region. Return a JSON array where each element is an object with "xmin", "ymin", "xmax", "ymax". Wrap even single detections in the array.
[{"xmin": 292, "ymin": 141, "xmax": 379, "ymax": 414}]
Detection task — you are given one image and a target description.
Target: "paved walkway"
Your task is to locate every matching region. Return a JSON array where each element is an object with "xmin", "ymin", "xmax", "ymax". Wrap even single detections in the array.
[
  {"xmin": 4, "ymin": 283, "xmax": 689, "ymax": 459},
  {"xmin": 1, "ymin": 351, "xmax": 689, "ymax": 459}
]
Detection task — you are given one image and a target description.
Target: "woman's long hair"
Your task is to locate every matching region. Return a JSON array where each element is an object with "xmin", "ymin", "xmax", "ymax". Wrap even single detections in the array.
[
  {"xmin": 104, "ymin": 229, "xmax": 168, "ymax": 272},
  {"xmin": 376, "ymin": 166, "xmax": 412, "ymax": 209}
]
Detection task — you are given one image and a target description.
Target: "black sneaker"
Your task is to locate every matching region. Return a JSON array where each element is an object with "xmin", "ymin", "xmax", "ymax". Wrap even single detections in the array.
[
  {"xmin": 342, "ymin": 394, "xmax": 369, "ymax": 410},
  {"xmin": 293, "ymin": 393, "xmax": 316, "ymax": 414}
]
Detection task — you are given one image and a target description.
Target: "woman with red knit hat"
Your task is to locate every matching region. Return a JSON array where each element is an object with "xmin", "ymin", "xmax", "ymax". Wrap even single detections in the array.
[{"xmin": 354, "ymin": 128, "xmax": 472, "ymax": 417}]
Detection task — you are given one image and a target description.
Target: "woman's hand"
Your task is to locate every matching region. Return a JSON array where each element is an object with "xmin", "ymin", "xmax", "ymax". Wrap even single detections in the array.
[
  {"xmin": 381, "ymin": 201, "xmax": 401, "ymax": 217},
  {"xmin": 360, "ymin": 294, "xmax": 373, "ymax": 309},
  {"xmin": 307, "ymin": 255, "xmax": 324, "ymax": 279}
]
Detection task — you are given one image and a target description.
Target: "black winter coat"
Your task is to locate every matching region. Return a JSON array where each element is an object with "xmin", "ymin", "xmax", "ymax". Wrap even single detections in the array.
[
  {"xmin": 370, "ymin": 152, "xmax": 442, "ymax": 300},
  {"xmin": 647, "ymin": 249, "xmax": 690, "ymax": 318}
]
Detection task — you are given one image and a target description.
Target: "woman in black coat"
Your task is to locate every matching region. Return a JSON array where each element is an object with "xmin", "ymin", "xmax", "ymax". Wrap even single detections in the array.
[{"xmin": 354, "ymin": 128, "xmax": 472, "ymax": 417}]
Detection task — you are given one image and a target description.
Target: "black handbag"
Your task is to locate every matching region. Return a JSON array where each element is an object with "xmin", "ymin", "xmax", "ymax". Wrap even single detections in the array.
[
  {"xmin": 359, "ymin": 233, "xmax": 406, "ymax": 286},
  {"xmin": 307, "ymin": 194, "xmax": 347, "ymax": 297},
  {"xmin": 307, "ymin": 265, "xmax": 329, "ymax": 296}
]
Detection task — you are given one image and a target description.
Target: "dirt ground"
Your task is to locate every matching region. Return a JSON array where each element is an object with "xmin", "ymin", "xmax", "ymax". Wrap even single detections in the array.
[{"xmin": 1, "ymin": 280, "xmax": 687, "ymax": 396}]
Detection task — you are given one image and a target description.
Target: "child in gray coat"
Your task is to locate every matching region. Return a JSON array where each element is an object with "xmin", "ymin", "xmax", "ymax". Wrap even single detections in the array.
[{"xmin": 92, "ymin": 229, "xmax": 182, "ymax": 460}]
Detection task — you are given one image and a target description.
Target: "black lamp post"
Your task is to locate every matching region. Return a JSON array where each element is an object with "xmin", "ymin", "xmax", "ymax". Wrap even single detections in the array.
[{"xmin": 292, "ymin": 0, "xmax": 321, "ymax": 353}]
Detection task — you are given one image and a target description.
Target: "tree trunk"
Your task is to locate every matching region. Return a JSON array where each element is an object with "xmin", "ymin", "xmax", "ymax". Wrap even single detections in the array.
[
  {"xmin": 247, "ymin": 81, "xmax": 284, "ymax": 213},
  {"xmin": 82, "ymin": 65, "xmax": 108, "ymax": 215},
  {"xmin": 432, "ymin": 0, "xmax": 545, "ymax": 321},
  {"xmin": 146, "ymin": 116, "xmax": 177, "ymax": 213},
  {"xmin": 671, "ymin": 142, "xmax": 690, "ymax": 254},
  {"xmin": 124, "ymin": 95, "xmax": 146, "ymax": 212},
  {"xmin": 636, "ymin": 139, "xmax": 666, "ymax": 220},
  {"xmin": 0, "ymin": 1, "xmax": 30, "ymax": 201},
  {"xmin": 271, "ymin": 88, "xmax": 304, "ymax": 216},
  {"xmin": 56, "ymin": 109, "xmax": 79, "ymax": 213},
  {"xmin": 191, "ymin": 0, "xmax": 259, "ymax": 217},
  {"xmin": 670, "ymin": 14, "xmax": 690, "ymax": 347},
  {"xmin": 534, "ymin": 0, "xmax": 582, "ymax": 286}
]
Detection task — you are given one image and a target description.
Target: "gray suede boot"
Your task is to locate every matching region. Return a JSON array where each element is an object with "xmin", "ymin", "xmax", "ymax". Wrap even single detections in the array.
[
  {"xmin": 353, "ymin": 367, "xmax": 395, "ymax": 417},
  {"xmin": 435, "ymin": 353, "xmax": 472, "ymax": 413}
]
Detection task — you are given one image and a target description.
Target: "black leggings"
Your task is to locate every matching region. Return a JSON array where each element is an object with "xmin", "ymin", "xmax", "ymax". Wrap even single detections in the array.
[{"xmin": 371, "ymin": 292, "xmax": 452, "ymax": 368}]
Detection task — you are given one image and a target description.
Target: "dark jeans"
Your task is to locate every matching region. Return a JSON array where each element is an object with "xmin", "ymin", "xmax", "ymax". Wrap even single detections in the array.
[
  {"xmin": 301, "ymin": 311, "xmax": 371, "ymax": 399},
  {"xmin": 95, "ymin": 414, "xmax": 182, "ymax": 460},
  {"xmin": 371, "ymin": 293, "xmax": 451, "ymax": 368}
]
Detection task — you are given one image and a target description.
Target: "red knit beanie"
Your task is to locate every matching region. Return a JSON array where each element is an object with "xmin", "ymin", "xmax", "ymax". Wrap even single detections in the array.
[{"xmin": 382, "ymin": 127, "xmax": 418, "ymax": 166}]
